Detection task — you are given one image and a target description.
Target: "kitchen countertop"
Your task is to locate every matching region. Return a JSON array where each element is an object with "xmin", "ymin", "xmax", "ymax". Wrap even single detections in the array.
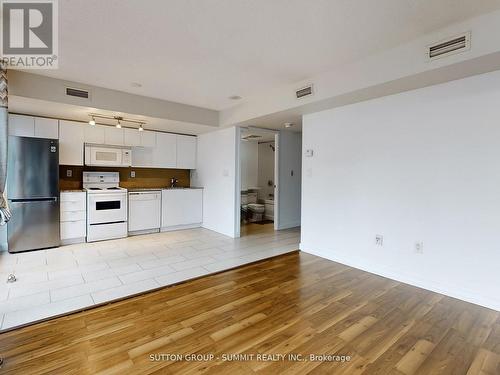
[
  {"xmin": 127, "ymin": 187, "xmax": 203, "ymax": 192},
  {"xmin": 60, "ymin": 189, "xmax": 86, "ymax": 193}
]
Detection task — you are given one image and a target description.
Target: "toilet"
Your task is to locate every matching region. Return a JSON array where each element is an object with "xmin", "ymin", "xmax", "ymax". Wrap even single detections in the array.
[
  {"xmin": 241, "ymin": 192, "xmax": 265, "ymax": 222},
  {"xmin": 264, "ymin": 199, "xmax": 274, "ymax": 220}
]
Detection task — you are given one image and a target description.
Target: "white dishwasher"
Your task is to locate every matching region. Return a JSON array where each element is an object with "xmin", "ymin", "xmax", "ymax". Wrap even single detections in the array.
[{"xmin": 128, "ymin": 190, "xmax": 161, "ymax": 234}]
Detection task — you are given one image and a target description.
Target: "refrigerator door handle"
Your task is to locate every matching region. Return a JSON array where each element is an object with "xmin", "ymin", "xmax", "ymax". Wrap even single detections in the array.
[{"xmin": 9, "ymin": 197, "xmax": 58, "ymax": 203}]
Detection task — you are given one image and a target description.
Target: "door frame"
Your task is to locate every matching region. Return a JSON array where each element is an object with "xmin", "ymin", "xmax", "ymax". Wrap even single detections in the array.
[{"xmin": 235, "ymin": 126, "xmax": 279, "ymax": 237}]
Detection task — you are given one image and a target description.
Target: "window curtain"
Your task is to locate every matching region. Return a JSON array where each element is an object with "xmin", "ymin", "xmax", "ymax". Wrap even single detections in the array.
[{"xmin": 0, "ymin": 62, "xmax": 11, "ymax": 225}]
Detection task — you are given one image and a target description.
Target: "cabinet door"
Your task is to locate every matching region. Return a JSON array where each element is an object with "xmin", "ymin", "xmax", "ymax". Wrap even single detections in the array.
[
  {"xmin": 34, "ymin": 117, "xmax": 59, "ymax": 139},
  {"xmin": 176, "ymin": 135, "xmax": 197, "ymax": 169},
  {"xmin": 183, "ymin": 189, "xmax": 202, "ymax": 223},
  {"xmin": 161, "ymin": 190, "xmax": 185, "ymax": 227},
  {"xmin": 59, "ymin": 120, "xmax": 85, "ymax": 165},
  {"xmin": 132, "ymin": 147, "xmax": 154, "ymax": 167},
  {"xmin": 8, "ymin": 114, "xmax": 34, "ymax": 137},
  {"xmin": 140, "ymin": 130, "xmax": 156, "ymax": 147},
  {"xmin": 124, "ymin": 128, "xmax": 141, "ymax": 147},
  {"xmin": 84, "ymin": 125, "xmax": 105, "ymax": 144},
  {"xmin": 153, "ymin": 132, "xmax": 176, "ymax": 168},
  {"xmin": 104, "ymin": 127, "xmax": 124, "ymax": 146},
  {"xmin": 161, "ymin": 189, "xmax": 202, "ymax": 227}
]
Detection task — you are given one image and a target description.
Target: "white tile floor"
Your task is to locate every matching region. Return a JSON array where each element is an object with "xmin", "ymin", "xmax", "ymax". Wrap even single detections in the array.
[{"xmin": 0, "ymin": 226, "xmax": 300, "ymax": 331}]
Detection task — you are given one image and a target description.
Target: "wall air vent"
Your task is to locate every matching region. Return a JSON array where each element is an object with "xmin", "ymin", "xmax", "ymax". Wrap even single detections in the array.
[
  {"xmin": 65, "ymin": 87, "xmax": 90, "ymax": 99},
  {"xmin": 295, "ymin": 84, "xmax": 314, "ymax": 99},
  {"xmin": 428, "ymin": 32, "xmax": 470, "ymax": 61}
]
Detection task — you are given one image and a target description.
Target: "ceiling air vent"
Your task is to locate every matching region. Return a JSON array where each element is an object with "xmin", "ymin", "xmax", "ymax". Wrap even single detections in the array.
[
  {"xmin": 295, "ymin": 84, "xmax": 314, "ymax": 99},
  {"xmin": 428, "ymin": 32, "xmax": 470, "ymax": 61},
  {"xmin": 65, "ymin": 87, "xmax": 90, "ymax": 99}
]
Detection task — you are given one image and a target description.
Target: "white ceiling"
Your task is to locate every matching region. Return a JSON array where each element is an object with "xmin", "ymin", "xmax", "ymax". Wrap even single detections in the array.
[{"xmin": 35, "ymin": 0, "xmax": 500, "ymax": 111}]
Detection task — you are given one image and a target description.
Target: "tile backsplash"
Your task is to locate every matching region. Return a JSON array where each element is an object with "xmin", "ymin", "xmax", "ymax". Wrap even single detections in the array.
[{"xmin": 59, "ymin": 166, "xmax": 190, "ymax": 190}]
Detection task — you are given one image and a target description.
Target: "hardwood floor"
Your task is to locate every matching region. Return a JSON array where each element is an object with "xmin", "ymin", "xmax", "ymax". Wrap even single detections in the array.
[
  {"xmin": 0, "ymin": 252, "xmax": 498, "ymax": 374},
  {"xmin": 240, "ymin": 222, "xmax": 276, "ymax": 236}
]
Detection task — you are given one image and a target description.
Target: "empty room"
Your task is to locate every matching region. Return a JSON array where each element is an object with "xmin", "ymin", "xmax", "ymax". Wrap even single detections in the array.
[{"xmin": 0, "ymin": 1, "xmax": 499, "ymax": 374}]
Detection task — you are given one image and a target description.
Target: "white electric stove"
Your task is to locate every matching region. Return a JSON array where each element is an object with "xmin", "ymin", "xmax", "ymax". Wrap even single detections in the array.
[{"xmin": 83, "ymin": 172, "xmax": 128, "ymax": 242}]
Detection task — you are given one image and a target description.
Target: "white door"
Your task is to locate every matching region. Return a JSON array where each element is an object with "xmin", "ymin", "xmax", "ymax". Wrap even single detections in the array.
[
  {"xmin": 176, "ymin": 135, "xmax": 197, "ymax": 169},
  {"xmin": 124, "ymin": 128, "xmax": 141, "ymax": 147},
  {"xmin": 8, "ymin": 114, "xmax": 34, "ymax": 137},
  {"xmin": 34, "ymin": 117, "xmax": 59, "ymax": 139},
  {"xmin": 84, "ymin": 125, "xmax": 105, "ymax": 144},
  {"xmin": 59, "ymin": 120, "xmax": 85, "ymax": 165},
  {"xmin": 153, "ymin": 132, "xmax": 177, "ymax": 168},
  {"xmin": 104, "ymin": 127, "xmax": 124, "ymax": 146}
]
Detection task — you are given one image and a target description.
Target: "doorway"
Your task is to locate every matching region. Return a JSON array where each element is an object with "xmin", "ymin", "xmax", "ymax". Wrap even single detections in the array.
[{"xmin": 235, "ymin": 125, "xmax": 302, "ymax": 238}]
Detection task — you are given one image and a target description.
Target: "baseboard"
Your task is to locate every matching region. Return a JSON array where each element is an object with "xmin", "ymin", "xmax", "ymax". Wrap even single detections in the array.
[
  {"xmin": 60, "ymin": 237, "xmax": 86, "ymax": 246},
  {"xmin": 300, "ymin": 243, "xmax": 500, "ymax": 312},
  {"xmin": 277, "ymin": 220, "xmax": 301, "ymax": 230},
  {"xmin": 161, "ymin": 223, "xmax": 201, "ymax": 232},
  {"xmin": 128, "ymin": 228, "xmax": 160, "ymax": 236}
]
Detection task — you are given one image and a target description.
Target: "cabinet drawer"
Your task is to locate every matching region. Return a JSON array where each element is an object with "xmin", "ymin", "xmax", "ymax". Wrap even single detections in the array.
[
  {"xmin": 61, "ymin": 220, "xmax": 86, "ymax": 240},
  {"xmin": 61, "ymin": 192, "xmax": 86, "ymax": 202},
  {"xmin": 60, "ymin": 210, "xmax": 86, "ymax": 222},
  {"xmin": 61, "ymin": 200, "xmax": 86, "ymax": 212}
]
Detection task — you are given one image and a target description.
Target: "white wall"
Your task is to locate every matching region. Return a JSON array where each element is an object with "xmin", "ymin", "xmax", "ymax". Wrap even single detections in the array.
[
  {"xmin": 240, "ymin": 140, "xmax": 258, "ymax": 190},
  {"xmin": 192, "ymin": 127, "xmax": 238, "ymax": 238},
  {"xmin": 0, "ymin": 225, "xmax": 6, "ymax": 251},
  {"xmin": 301, "ymin": 70, "xmax": 500, "ymax": 311},
  {"xmin": 277, "ymin": 131, "xmax": 301, "ymax": 229},
  {"xmin": 258, "ymin": 142, "xmax": 275, "ymax": 201}
]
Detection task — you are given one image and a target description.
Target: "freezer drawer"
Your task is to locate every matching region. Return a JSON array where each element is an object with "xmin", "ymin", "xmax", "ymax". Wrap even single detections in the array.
[{"xmin": 7, "ymin": 198, "xmax": 60, "ymax": 253}]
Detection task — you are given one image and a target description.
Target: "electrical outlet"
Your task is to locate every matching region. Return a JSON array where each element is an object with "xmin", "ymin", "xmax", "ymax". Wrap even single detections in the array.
[
  {"xmin": 130, "ymin": 170, "xmax": 136, "ymax": 178},
  {"xmin": 66, "ymin": 169, "xmax": 72, "ymax": 177},
  {"xmin": 375, "ymin": 235, "xmax": 383, "ymax": 246},
  {"xmin": 415, "ymin": 241, "xmax": 424, "ymax": 254}
]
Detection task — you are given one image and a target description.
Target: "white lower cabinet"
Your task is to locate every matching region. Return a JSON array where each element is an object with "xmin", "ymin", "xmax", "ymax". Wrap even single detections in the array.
[
  {"xmin": 161, "ymin": 189, "xmax": 202, "ymax": 230},
  {"xmin": 60, "ymin": 192, "xmax": 86, "ymax": 244}
]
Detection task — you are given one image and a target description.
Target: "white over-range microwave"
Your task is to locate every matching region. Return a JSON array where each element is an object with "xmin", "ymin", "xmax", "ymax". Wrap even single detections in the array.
[{"xmin": 84, "ymin": 144, "xmax": 132, "ymax": 167}]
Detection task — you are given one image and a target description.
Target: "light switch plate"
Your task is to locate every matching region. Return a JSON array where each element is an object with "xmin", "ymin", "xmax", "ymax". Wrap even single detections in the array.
[{"xmin": 130, "ymin": 170, "xmax": 136, "ymax": 178}]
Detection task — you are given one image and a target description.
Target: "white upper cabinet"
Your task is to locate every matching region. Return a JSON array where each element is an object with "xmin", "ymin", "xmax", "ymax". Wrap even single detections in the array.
[
  {"xmin": 9, "ymin": 114, "xmax": 34, "ymax": 137},
  {"xmin": 104, "ymin": 127, "xmax": 124, "ymax": 146},
  {"xmin": 84, "ymin": 125, "xmax": 105, "ymax": 144},
  {"xmin": 8, "ymin": 114, "xmax": 58, "ymax": 139},
  {"xmin": 176, "ymin": 135, "xmax": 197, "ymax": 169},
  {"xmin": 140, "ymin": 130, "xmax": 156, "ymax": 147},
  {"xmin": 153, "ymin": 132, "xmax": 177, "ymax": 168},
  {"xmin": 124, "ymin": 128, "xmax": 141, "ymax": 147},
  {"xmin": 59, "ymin": 120, "xmax": 85, "ymax": 166},
  {"xmin": 34, "ymin": 117, "xmax": 59, "ymax": 139}
]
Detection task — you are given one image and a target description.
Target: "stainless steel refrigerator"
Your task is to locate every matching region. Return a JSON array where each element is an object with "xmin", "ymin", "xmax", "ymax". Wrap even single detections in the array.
[{"xmin": 7, "ymin": 136, "xmax": 60, "ymax": 253}]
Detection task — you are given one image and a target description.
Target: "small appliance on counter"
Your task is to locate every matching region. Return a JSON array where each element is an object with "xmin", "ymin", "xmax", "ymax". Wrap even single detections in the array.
[
  {"xmin": 83, "ymin": 172, "xmax": 128, "ymax": 242},
  {"xmin": 7, "ymin": 137, "xmax": 60, "ymax": 253}
]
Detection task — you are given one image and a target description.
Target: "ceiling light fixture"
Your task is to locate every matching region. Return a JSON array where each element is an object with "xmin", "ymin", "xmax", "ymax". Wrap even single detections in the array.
[
  {"xmin": 284, "ymin": 122, "xmax": 294, "ymax": 128},
  {"xmin": 88, "ymin": 114, "xmax": 147, "ymax": 129}
]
